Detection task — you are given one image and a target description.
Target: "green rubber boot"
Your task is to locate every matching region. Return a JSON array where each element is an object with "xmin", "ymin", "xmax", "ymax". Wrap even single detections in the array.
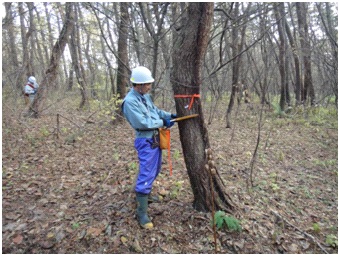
[
  {"xmin": 136, "ymin": 193, "xmax": 153, "ymax": 229},
  {"xmin": 148, "ymin": 194, "xmax": 162, "ymax": 204}
]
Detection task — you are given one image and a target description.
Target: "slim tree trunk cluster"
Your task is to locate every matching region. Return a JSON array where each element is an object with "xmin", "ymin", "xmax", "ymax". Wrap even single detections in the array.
[{"xmin": 31, "ymin": 3, "xmax": 75, "ymax": 117}]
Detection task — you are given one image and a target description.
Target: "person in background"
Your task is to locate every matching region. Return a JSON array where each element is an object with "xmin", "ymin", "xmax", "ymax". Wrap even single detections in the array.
[
  {"xmin": 24, "ymin": 76, "xmax": 39, "ymax": 105},
  {"xmin": 122, "ymin": 66, "xmax": 176, "ymax": 229}
]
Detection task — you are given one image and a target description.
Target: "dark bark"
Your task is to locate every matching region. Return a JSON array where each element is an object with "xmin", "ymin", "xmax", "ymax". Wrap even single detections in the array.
[
  {"xmin": 296, "ymin": 3, "xmax": 315, "ymax": 105},
  {"xmin": 225, "ymin": 3, "xmax": 240, "ymax": 128},
  {"xmin": 117, "ymin": 2, "xmax": 130, "ymax": 100},
  {"xmin": 171, "ymin": 3, "xmax": 236, "ymax": 214}
]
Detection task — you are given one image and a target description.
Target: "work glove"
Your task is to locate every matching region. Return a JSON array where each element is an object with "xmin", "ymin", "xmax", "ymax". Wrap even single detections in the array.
[
  {"xmin": 171, "ymin": 114, "xmax": 177, "ymax": 119},
  {"xmin": 163, "ymin": 119, "xmax": 175, "ymax": 128}
]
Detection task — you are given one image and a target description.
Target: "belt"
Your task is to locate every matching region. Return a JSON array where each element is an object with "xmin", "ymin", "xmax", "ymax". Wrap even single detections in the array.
[{"xmin": 135, "ymin": 128, "xmax": 158, "ymax": 132}]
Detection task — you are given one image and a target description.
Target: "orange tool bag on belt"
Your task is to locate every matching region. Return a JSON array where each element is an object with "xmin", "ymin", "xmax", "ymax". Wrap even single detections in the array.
[{"xmin": 159, "ymin": 128, "xmax": 173, "ymax": 176}]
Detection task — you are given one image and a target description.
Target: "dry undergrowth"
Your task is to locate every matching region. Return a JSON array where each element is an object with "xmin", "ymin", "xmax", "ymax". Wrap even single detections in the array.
[{"xmin": 2, "ymin": 97, "xmax": 338, "ymax": 254}]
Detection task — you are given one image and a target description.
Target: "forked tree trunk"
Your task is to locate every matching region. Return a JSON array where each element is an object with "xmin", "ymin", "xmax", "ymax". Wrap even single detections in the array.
[
  {"xmin": 171, "ymin": 3, "xmax": 236, "ymax": 214},
  {"xmin": 31, "ymin": 3, "xmax": 75, "ymax": 117}
]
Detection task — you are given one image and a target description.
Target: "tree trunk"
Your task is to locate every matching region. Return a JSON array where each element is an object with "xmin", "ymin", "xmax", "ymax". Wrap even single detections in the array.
[
  {"xmin": 316, "ymin": 3, "xmax": 338, "ymax": 106},
  {"xmin": 105, "ymin": 3, "xmax": 119, "ymax": 96},
  {"xmin": 139, "ymin": 3, "xmax": 169, "ymax": 98},
  {"xmin": 225, "ymin": 3, "xmax": 240, "ymax": 128},
  {"xmin": 34, "ymin": 8, "xmax": 48, "ymax": 70},
  {"xmin": 171, "ymin": 3, "xmax": 236, "ymax": 214},
  {"xmin": 285, "ymin": 4, "xmax": 302, "ymax": 105},
  {"xmin": 100, "ymin": 35, "xmax": 115, "ymax": 98},
  {"xmin": 79, "ymin": 5, "xmax": 96, "ymax": 99},
  {"xmin": 3, "ymin": 3, "xmax": 20, "ymax": 89},
  {"xmin": 274, "ymin": 3, "xmax": 288, "ymax": 112},
  {"xmin": 117, "ymin": 2, "xmax": 130, "ymax": 100},
  {"xmin": 258, "ymin": 5, "xmax": 271, "ymax": 106},
  {"xmin": 27, "ymin": 3, "xmax": 39, "ymax": 75},
  {"xmin": 90, "ymin": 2, "xmax": 117, "ymax": 96},
  {"xmin": 73, "ymin": 3, "xmax": 89, "ymax": 109},
  {"xmin": 54, "ymin": 2, "xmax": 68, "ymax": 89},
  {"xmin": 31, "ymin": 3, "xmax": 75, "ymax": 117},
  {"xmin": 18, "ymin": 3, "xmax": 32, "ymax": 84},
  {"xmin": 67, "ymin": 67, "xmax": 74, "ymax": 91},
  {"xmin": 296, "ymin": 3, "xmax": 315, "ymax": 105},
  {"xmin": 44, "ymin": 2, "xmax": 54, "ymax": 54}
]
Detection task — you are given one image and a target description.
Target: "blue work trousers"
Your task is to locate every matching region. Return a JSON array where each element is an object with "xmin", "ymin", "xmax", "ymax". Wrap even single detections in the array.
[{"xmin": 134, "ymin": 138, "xmax": 162, "ymax": 194}]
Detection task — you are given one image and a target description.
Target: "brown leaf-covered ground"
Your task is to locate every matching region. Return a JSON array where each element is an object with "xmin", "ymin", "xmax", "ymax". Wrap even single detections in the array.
[{"xmin": 2, "ymin": 98, "xmax": 338, "ymax": 254}]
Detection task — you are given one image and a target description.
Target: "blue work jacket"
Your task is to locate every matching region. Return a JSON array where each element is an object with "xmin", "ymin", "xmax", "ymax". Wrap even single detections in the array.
[{"xmin": 122, "ymin": 88, "xmax": 171, "ymax": 138}]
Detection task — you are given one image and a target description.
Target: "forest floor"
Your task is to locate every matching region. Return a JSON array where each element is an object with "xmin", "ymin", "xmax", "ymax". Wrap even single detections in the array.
[{"xmin": 2, "ymin": 98, "xmax": 338, "ymax": 254}]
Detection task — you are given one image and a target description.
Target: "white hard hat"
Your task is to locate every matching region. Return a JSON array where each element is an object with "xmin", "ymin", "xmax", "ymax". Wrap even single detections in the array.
[
  {"xmin": 28, "ymin": 76, "xmax": 36, "ymax": 83},
  {"xmin": 130, "ymin": 66, "xmax": 154, "ymax": 84}
]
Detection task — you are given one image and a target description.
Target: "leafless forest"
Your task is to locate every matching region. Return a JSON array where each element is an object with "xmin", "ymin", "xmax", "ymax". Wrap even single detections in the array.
[{"xmin": 2, "ymin": 2, "xmax": 338, "ymax": 254}]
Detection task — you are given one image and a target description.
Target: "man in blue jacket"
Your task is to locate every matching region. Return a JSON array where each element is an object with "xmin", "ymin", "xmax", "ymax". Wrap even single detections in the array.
[{"xmin": 122, "ymin": 66, "xmax": 176, "ymax": 229}]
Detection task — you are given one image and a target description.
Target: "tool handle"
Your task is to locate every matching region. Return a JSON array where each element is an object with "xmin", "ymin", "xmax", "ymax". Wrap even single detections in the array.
[{"xmin": 170, "ymin": 114, "xmax": 199, "ymax": 122}]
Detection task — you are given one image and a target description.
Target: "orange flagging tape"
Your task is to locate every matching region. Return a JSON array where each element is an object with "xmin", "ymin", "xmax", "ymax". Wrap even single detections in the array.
[
  {"xmin": 174, "ymin": 94, "xmax": 200, "ymax": 110},
  {"xmin": 167, "ymin": 132, "xmax": 172, "ymax": 176}
]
